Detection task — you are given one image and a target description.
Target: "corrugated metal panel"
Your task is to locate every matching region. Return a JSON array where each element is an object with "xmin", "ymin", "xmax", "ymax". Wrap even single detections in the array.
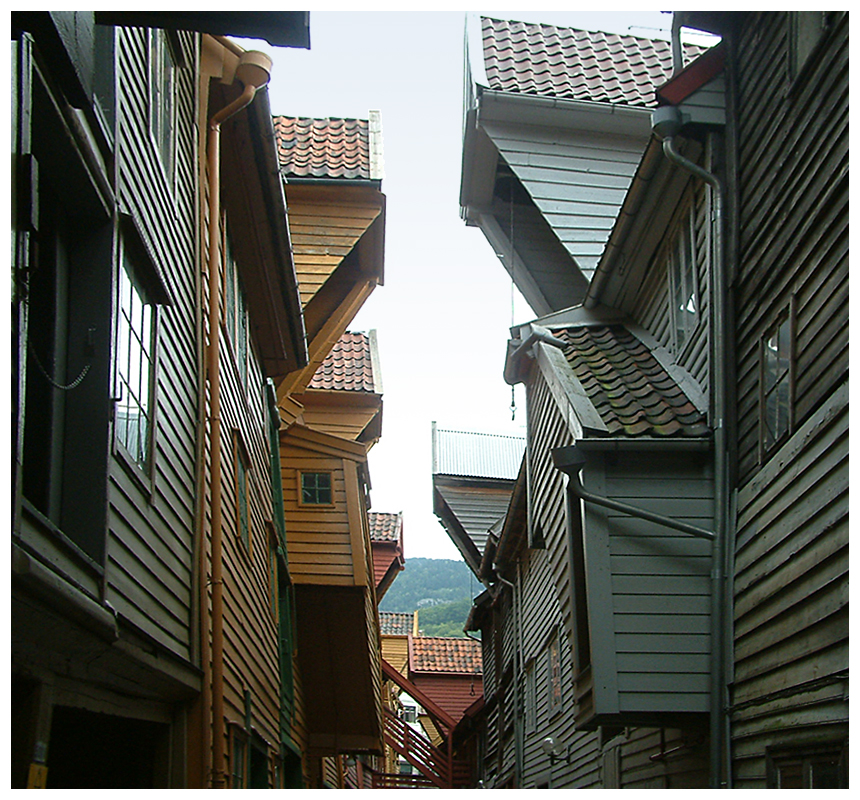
[{"xmin": 432, "ymin": 427, "xmax": 525, "ymax": 480}]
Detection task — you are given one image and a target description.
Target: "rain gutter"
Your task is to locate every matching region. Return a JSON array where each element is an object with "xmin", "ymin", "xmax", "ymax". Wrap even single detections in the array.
[{"xmin": 652, "ymin": 103, "xmax": 730, "ymax": 789}]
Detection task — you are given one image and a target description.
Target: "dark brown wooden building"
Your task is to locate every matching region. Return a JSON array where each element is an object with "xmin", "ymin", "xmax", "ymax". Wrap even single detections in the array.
[{"xmin": 456, "ymin": 10, "xmax": 847, "ymax": 790}]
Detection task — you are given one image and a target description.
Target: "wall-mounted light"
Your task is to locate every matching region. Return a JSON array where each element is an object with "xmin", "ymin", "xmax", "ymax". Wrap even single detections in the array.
[{"xmin": 540, "ymin": 736, "xmax": 569, "ymax": 765}]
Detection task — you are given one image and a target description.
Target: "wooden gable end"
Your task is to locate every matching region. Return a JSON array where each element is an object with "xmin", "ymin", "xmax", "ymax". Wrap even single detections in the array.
[
  {"xmin": 276, "ymin": 187, "xmax": 385, "ymax": 405},
  {"xmin": 294, "ymin": 390, "xmax": 382, "ymax": 446},
  {"xmin": 286, "ymin": 183, "xmax": 384, "ymax": 308}
]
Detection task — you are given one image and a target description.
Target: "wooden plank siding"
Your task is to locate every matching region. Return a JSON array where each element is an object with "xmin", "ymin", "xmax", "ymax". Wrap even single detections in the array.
[
  {"xmin": 629, "ymin": 181, "xmax": 712, "ymax": 395},
  {"xmin": 217, "ymin": 334, "xmax": 282, "ymax": 751},
  {"xmin": 483, "ymin": 121, "xmax": 647, "ymax": 281},
  {"xmin": 285, "ymin": 186, "xmax": 383, "ymax": 308},
  {"xmin": 105, "ymin": 26, "xmax": 199, "ymax": 660},
  {"xmin": 727, "ymin": 11, "xmax": 849, "ymax": 787}
]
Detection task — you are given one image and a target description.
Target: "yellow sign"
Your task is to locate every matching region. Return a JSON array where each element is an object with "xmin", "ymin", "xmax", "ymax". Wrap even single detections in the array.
[{"xmin": 27, "ymin": 763, "xmax": 48, "ymax": 789}]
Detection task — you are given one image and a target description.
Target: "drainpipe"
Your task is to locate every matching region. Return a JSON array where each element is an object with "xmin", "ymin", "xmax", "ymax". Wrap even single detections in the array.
[
  {"xmin": 652, "ymin": 104, "xmax": 729, "ymax": 789},
  {"xmin": 494, "ymin": 569, "xmax": 523, "ymax": 787},
  {"xmin": 552, "ymin": 446, "xmax": 715, "ymax": 541},
  {"xmin": 206, "ymin": 49, "xmax": 272, "ymax": 788}
]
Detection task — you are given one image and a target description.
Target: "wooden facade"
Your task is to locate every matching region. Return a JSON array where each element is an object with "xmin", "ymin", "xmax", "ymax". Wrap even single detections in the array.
[
  {"xmin": 11, "ymin": 11, "xmax": 310, "ymax": 789},
  {"xmin": 700, "ymin": 11, "xmax": 848, "ymax": 788},
  {"xmin": 456, "ymin": 10, "xmax": 848, "ymax": 790}
]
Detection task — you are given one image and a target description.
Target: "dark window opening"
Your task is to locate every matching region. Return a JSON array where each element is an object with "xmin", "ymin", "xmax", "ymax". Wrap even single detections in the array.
[
  {"xmin": 47, "ymin": 706, "xmax": 166, "ymax": 788},
  {"xmin": 20, "ymin": 67, "xmax": 113, "ymax": 561},
  {"xmin": 768, "ymin": 743, "xmax": 848, "ymax": 788}
]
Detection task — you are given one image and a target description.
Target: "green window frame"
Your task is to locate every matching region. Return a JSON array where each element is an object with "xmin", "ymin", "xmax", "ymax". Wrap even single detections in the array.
[
  {"xmin": 300, "ymin": 471, "xmax": 333, "ymax": 506},
  {"xmin": 233, "ymin": 431, "xmax": 251, "ymax": 552},
  {"xmin": 230, "ymin": 729, "xmax": 247, "ymax": 789}
]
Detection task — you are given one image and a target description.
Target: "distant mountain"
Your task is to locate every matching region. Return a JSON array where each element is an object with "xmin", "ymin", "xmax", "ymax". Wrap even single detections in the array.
[
  {"xmin": 379, "ymin": 557, "xmax": 476, "ymax": 612},
  {"xmin": 379, "ymin": 558, "xmax": 481, "ymax": 637}
]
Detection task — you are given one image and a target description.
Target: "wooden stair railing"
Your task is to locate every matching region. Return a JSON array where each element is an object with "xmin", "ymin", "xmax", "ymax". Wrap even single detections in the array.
[{"xmin": 383, "ymin": 707, "xmax": 450, "ymax": 788}]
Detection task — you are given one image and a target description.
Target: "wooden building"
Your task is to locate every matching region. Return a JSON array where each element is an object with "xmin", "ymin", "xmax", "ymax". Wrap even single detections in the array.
[
  {"xmin": 11, "ymin": 11, "xmax": 310, "ymax": 789},
  {"xmin": 268, "ymin": 110, "xmax": 388, "ymax": 787},
  {"xmin": 456, "ymin": 10, "xmax": 847, "ymax": 790},
  {"xmin": 370, "ymin": 512, "xmax": 406, "ymax": 601}
]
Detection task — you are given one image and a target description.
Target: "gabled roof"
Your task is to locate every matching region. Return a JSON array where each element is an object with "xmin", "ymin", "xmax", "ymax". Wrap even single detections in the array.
[
  {"xmin": 308, "ymin": 331, "xmax": 382, "ymax": 394},
  {"xmin": 369, "ymin": 511, "xmax": 405, "ymax": 599},
  {"xmin": 480, "ymin": 17, "xmax": 690, "ymax": 108},
  {"xmin": 410, "ymin": 636, "xmax": 483, "ymax": 676},
  {"xmin": 462, "ymin": 16, "xmax": 711, "ymax": 313},
  {"xmin": 274, "ymin": 113, "xmax": 383, "ymax": 181},
  {"xmin": 542, "ymin": 323, "xmax": 708, "ymax": 438}
]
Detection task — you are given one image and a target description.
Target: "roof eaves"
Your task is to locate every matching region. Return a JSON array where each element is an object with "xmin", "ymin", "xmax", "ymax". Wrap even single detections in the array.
[{"xmin": 656, "ymin": 41, "xmax": 726, "ymax": 106}]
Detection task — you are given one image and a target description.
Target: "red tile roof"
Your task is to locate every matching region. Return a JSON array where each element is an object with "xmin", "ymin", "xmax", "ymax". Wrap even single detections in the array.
[
  {"xmin": 308, "ymin": 331, "xmax": 379, "ymax": 393},
  {"xmin": 480, "ymin": 17, "xmax": 707, "ymax": 108},
  {"xmin": 274, "ymin": 116, "xmax": 371, "ymax": 179},
  {"xmin": 410, "ymin": 636, "xmax": 483, "ymax": 675},
  {"xmin": 557, "ymin": 325, "xmax": 708, "ymax": 437},
  {"xmin": 369, "ymin": 511, "xmax": 402, "ymax": 543}
]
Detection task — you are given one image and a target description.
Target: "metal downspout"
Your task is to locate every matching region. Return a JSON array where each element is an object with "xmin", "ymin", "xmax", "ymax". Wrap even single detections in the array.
[
  {"xmin": 494, "ymin": 570, "xmax": 523, "ymax": 787},
  {"xmin": 205, "ymin": 52, "xmax": 271, "ymax": 788},
  {"xmin": 659, "ymin": 131, "xmax": 729, "ymax": 790}
]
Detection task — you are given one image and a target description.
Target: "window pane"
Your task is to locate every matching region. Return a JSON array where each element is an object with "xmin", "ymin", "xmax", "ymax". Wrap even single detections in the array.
[
  {"xmin": 116, "ymin": 257, "xmax": 154, "ymax": 469},
  {"xmin": 301, "ymin": 472, "xmax": 332, "ymax": 505}
]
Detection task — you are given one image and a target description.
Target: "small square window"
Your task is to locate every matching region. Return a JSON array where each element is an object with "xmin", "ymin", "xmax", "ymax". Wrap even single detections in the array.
[{"xmin": 300, "ymin": 472, "xmax": 333, "ymax": 506}]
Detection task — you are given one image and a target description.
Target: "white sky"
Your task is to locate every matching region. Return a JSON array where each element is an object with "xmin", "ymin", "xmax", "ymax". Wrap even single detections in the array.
[{"xmin": 255, "ymin": 8, "xmax": 679, "ymax": 560}]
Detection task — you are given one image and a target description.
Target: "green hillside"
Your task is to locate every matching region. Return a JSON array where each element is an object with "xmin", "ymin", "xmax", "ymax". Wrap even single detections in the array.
[{"xmin": 379, "ymin": 557, "xmax": 481, "ymax": 638}]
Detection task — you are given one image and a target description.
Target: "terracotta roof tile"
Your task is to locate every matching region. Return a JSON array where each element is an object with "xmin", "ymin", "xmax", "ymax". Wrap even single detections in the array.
[
  {"xmin": 410, "ymin": 636, "xmax": 483, "ymax": 675},
  {"xmin": 274, "ymin": 116, "xmax": 371, "ymax": 179},
  {"xmin": 557, "ymin": 325, "xmax": 708, "ymax": 437},
  {"xmin": 481, "ymin": 17, "xmax": 707, "ymax": 108},
  {"xmin": 369, "ymin": 511, "xmax": 402, "ymax": 543},
  {"xmin": 380, "ymin": 611, "xmax": 412, "ymax": 636},
  {"xmin": 308, "ymin": 331, "xmax": 378, "ymax": 393}
]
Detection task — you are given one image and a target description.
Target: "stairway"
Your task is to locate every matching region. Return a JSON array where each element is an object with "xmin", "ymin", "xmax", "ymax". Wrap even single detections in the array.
[{"xmin": 378, "ymin": 707, "xmax": 470, "ymax": 789}]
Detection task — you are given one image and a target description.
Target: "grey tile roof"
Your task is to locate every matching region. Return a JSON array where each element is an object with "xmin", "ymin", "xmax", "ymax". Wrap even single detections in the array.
[
  {"xmin": 369, "ymin": 511, "xmax": 402, "ymax": 543},
  {"xmin": 380, "ymin": 611, "xmax": 413, "ymax": 636},
  {"xmin": 557, "ymin": 325, "xmax": 708, "ymax": 437},
  {"xmin": 481, "ymin": 16, "xmax": 707, "ymax": 108}
]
